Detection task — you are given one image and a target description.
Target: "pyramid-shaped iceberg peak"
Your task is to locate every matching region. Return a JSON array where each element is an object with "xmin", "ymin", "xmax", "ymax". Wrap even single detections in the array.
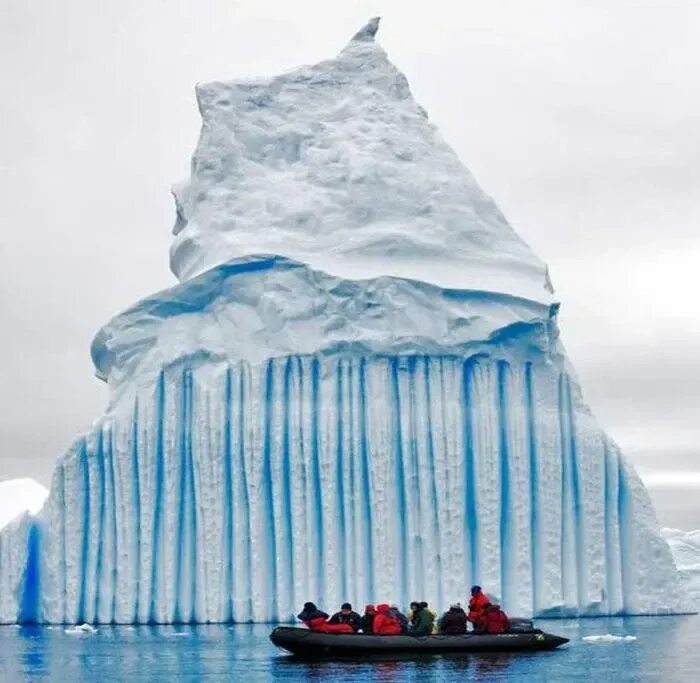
[
  {"xmin": 0, "ymin": 20, "xmax": 686, "ymax": 625},
  {"xmin": 170, "ymin": 18, "xmax": 554, "ymax": 304}
]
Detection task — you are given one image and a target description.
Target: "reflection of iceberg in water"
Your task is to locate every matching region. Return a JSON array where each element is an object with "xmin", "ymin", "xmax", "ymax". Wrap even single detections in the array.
[
  {"xmin": 0, "ymin": 19, "xmax": 686, "ymax": 624},
  {"xmin": 2, "ymin": 620, "xmax": 696, "ymax": 678}
]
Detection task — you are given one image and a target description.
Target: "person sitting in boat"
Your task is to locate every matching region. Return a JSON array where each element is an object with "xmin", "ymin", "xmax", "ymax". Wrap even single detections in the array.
[
  {"xmin": 476, "ymin": 603, "xmax": 511, "ymax": 634},
  {"xmin": 328, "ymin": 602, "xmax": 362, "ymax": 632},
  {"xmin": 406, "ymin": 601, "xmax": 420, "ymax": 624},
  {"xmin": 373, "ymin": 603, "xmax": 403, "ymax": 635},
  {"xmin": 438, "ymin": 603, "xmax": 468, "ymax": 634},
  {"xmin": 420, "ymin": 601, "xmax": 438, "ymax": 633},
  {"xmin": 297, "ymin": 602, "xmax": 353, "ymax": 633},
  {"xmin": 359, "ymin": 604, "xmax": 377, "ymax": 633},
  {"xmin": 408, "ymin": 602, "xmax": 434, "ymax": 636},
  {"xmin": 388, "ymin": 604, "xmax": 409, "ymax": 633},
  {"xmin": 468, "ymin": 585, "xmax": 490, "ymax": 627}
]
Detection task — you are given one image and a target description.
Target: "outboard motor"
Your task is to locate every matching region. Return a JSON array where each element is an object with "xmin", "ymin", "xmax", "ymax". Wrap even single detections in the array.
[{"xmin": 508, "ymin": 617, "xmax": 536, "ymax": 633}]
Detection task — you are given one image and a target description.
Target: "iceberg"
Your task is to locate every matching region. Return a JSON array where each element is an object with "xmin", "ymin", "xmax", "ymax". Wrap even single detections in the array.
[
  {"xmin": 0, "ymin": 19, "xmax": 687, "ymax": 624},
  {"xmin": 0, "ymin": 479, "xmax": 47, "ymax": 623},
  {"xmin": 661, "ymin": 529, "xmax": 700, "ymax": 608}
]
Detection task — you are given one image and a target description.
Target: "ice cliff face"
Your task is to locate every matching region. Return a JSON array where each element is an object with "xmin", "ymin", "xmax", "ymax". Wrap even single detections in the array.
[
  {"xmin": 0, "ymin": 19, "xmax": 686, "ymax": 624},
  {"xmin": 0, "ymin": 479, "xmax": 47, "ymax": 624}
]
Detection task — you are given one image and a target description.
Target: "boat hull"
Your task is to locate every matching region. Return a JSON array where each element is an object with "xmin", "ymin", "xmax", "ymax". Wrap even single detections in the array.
[{"xmin": 269, "ymin": 627, "xmax": 569, "ymax": 658}]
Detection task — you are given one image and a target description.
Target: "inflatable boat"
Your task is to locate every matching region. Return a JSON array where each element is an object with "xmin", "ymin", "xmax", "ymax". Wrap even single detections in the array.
[{"xmin": 270, "ymin": 626, "xmax": 569, "ymax": 658}]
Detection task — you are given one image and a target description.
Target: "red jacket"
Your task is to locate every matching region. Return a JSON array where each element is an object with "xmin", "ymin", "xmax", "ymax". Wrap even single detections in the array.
[
  {"xmin": 305, "ymin": 616, "xmax": 353, "ymax": 633},
  {"xmin": 478, "ymin": 606, "xmax": 510, "ymax": 634},
  {"xmin": 373, "ymin": 604, "xmax": 402, "ymax": 635},
  {"xmin": 468, "ymin": 591, "xmax": 490, "ymax": 623}
]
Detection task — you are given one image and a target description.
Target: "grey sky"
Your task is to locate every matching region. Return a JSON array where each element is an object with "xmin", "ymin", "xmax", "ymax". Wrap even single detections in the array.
[{"xmin": 1, "ymin": 0, "xmax": 698, "ymax": 527}]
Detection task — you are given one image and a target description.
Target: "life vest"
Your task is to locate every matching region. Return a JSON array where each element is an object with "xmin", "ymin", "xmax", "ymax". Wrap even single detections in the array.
[
  {"xmin": 304, "ymin": 616, "xmax": 353, "ymax": 633},
  {"xmin": 304, "ymin": 616, "xmax": 328, "ymax": 632}
]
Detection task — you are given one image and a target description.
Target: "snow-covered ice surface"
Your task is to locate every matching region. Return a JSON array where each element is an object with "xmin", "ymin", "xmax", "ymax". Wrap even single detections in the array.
[
  {"xmin": 661, "ymin": 529, "xmax": 700, "ymax": 608},
  {"xmin": 0, "ymin": 19, "xmax": 687, "ymax": 623},
  {"xmin": 0, "ymin": 479, "xmax": 48, "ymax": 530},
  {"xmin": 169, "ymin": 17, "xmax": 553, "ymax": 304}
]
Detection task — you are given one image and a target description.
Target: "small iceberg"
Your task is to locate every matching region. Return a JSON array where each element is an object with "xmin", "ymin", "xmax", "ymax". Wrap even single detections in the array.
[
  {"xmin": 583, "ymin": 634, "xmax": 636, "ymax": 643},
  {"xmin": 65, "ymin": 623, "xmax": 98, "ymax": 635}
]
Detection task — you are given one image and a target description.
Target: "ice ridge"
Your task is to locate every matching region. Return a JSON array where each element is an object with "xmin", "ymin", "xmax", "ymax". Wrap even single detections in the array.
[{"xmin": 90, "ymin": 255, "xmax": 557, "ymax": 402}]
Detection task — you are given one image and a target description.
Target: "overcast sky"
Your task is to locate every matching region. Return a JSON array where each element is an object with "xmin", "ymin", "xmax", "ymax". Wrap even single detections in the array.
[{"xmin": 1, "ymin": 0, "xmax": 698, "ymax": 527}]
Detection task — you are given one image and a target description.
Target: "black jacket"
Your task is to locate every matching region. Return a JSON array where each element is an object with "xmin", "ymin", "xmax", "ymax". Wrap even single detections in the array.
[
  {"xmin": 328, "ymin": 610, "xmax": 362, "ymax": 631},
  {"xmin": 359, "ymin": 613, "xmax": 375, "ymax": 633},
  {"xmin": 439, "ymin": 607, "xmax": 468, "ymax": 634},
  {"xmin": 297, "ymin": 607, "xmax": 329, "ymax": 622}
]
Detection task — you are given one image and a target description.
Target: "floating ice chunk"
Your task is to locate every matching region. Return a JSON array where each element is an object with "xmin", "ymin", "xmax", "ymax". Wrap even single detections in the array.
[
  {"xmin": 65, "ymin": 623, "xmax": 98, "ymax": 635},
  {"xmin": 583, "ymin": 634, "xmax": 637, "ymax": 642}
]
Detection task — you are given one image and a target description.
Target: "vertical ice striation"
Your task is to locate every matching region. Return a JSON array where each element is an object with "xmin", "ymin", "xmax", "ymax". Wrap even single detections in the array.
[
  {"xmin": 0, "ymin": 19, "xmax": 687, "ymax": 623},
  {"xmin": 0, "ymin": 344, "xmax": 686, "ymax": 623}
]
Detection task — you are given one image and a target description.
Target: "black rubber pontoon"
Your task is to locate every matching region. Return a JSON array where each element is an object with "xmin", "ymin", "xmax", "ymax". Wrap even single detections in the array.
[{"xmin": 270, "ymin": 627, "xmax": 569, "ymax": 658}]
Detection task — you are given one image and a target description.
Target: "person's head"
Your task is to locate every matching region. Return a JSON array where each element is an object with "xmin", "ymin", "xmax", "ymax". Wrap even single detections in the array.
[
  {"xmin": 419, "ymin": 601, "xmax": 428, "ymax": 609},
  {"xmin": 409, "ymin": 601, "xmax": 419, "ymax": 611},
  {"xmin": 302, "ymin": 602, "xmax": 317, "ymax": 612},
  {"xmin": 364, "ymin": 604, "xmax": 376, "ymax": 615},
  {"xmin": 341, "ymin": 602, "xmax": 352, "ymax": 614},
  {"xmin": 376, "ymin": 604, "xmax": 390, "ymax": 614},
  {"xmin": 450, "ymin": 602, "xmax": 462, "ymax": 611},
  {"xmin": 471, "ymin": 585, "xmax": 482, "ymax": 596}
]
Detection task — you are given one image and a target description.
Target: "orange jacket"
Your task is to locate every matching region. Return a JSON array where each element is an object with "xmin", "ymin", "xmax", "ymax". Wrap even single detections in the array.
[
  {"xmin": 373, "ymin": 604, "xmax": 402, "ymax": 635},
  {"xmin": 468, "ymin": 591, "xmax": 490, "ymax": 623},
  {"xmin": 478, "ymin": 606, "xmax": 510, "ymax": 634}
]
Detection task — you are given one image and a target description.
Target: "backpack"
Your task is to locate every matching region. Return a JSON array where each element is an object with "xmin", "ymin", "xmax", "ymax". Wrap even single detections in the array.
[{"xmin": 393, "ymin": 610, "xmax": 409, "ymax": 632}]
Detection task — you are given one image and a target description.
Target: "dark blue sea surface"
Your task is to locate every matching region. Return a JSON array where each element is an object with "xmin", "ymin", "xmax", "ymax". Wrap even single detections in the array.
[{"xmin": 0, "ymin": 616, "xmax": 697, "ymax": 682}]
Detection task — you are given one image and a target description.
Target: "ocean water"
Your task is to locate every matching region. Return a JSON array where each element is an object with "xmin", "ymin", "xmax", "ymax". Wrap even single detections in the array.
[{"xmin": 0, "ymin": 616, "xmax": 697, "ymax": 682}]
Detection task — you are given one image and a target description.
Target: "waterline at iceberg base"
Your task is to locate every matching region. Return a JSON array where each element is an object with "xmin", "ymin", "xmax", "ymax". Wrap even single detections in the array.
[{"xmin": 0, "ymin": 20, "xmax": 686, "ymax": 623}]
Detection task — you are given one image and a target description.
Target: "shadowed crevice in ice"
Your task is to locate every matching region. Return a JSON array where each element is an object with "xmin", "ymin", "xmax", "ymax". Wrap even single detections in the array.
[{"xmin": 18, "ymin": 522, "xmax": 41, "ymax": 624}]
